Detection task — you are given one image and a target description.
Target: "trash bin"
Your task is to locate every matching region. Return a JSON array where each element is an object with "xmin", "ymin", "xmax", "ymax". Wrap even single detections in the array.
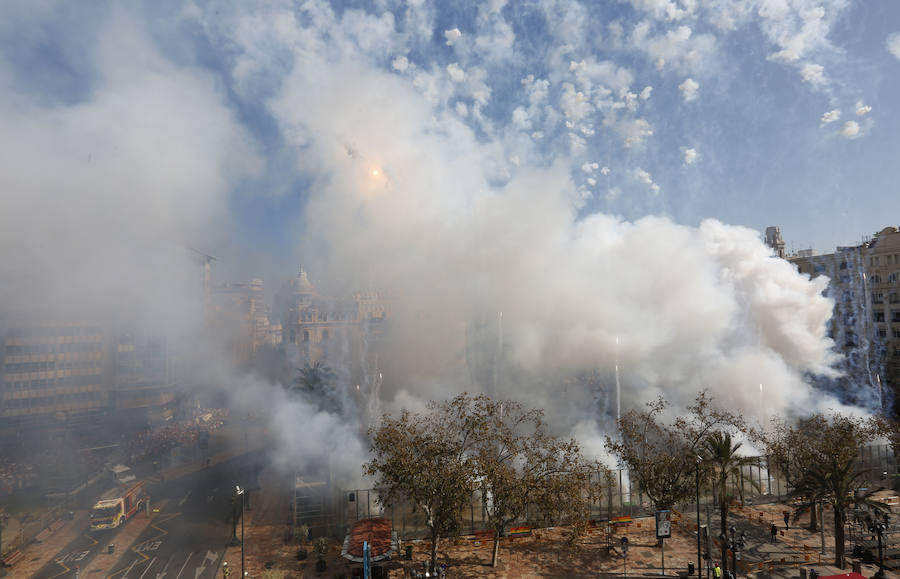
[
  {"xmin": 852, "ymin": 560, "xmax": 862, "ymax": 574},
  {"xmin": 688, "ymin": 562, "xmax": 695, "ymax": 575},
  {"xmin": 108, "ymin": 544, "xmax": 115, "ymax": 554},
  {"xmin": 405, "ymin": 545, "xmax": 413, "ymax": 560}
]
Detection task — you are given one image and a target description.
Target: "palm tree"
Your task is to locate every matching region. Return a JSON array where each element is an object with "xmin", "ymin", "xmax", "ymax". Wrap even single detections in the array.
[
  {"xmin": 791, "ymin": 457, "xmax": 887, "ymax": 568},
  {"xmin": 290, "ymin": 361, "xmax": 341, "ymax": 413},
  {"xmin": 702, "ymin": 431, "xmax": 758, "ymax": 568}
]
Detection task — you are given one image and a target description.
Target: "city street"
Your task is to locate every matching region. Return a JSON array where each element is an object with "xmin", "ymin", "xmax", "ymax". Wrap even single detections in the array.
[{"xmin": 29, "ymin": 452, "xmax": 260, "ymax": 579}]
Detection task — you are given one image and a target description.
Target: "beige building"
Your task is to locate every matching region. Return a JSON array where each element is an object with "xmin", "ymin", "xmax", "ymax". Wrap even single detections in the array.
[
  {"xmin": 275, "ymin": 269, "xmax": 391, "ymax": 368},
  {"xmin": 208, "ymin": 278, "xmax": 278, "ymax": 368},
  {"xmin": 781, "ymin": 226, "xmax": 900, "ymax": 412},
  {"xmin": 0, "ymin": 321, "xmax": 179, "ymax": 437}
]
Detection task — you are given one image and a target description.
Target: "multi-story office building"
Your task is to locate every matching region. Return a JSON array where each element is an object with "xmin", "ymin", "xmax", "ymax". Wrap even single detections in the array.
[
  {"xmin": 778, "ymin": 226, "xmax": 900, "ymax": 413},
  {"xmin": 0, "ymin": 320, "xmax": 179, "ymax": 440}
]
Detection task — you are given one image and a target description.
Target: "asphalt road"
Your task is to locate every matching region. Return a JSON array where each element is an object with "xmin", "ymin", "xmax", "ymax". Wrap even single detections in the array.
[{"xmin": 32, "ymin": 454, "xmax": 261, "ymax": 579}]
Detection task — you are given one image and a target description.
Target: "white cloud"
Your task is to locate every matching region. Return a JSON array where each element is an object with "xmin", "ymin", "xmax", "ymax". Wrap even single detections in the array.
[
  {"xmin": 820, "ymin": 109, "xmax": 840, "ymax": 125},
  {"xmin": 800, "ymin": 63, "xmax": 825, "ymax": 85},
  {"xmin": 455, "ymin": 101, "xmax": 469, "ymax": 117},
  {"xmin": 679, "ymin": 78, "xmax": 699, "ymax": 101},
  {"xmin": 632, "ymin": 23, "xmax": 716, "ymax": 75},
  {"xmin": 447, "ymin": 62, "xmax": 466, "ymax": 82},
  {"xmin": 855, "ymin": 102, "xmax": 872, "ymax": 116},
  {"xmin": 587, "ymin": 177, "xmax": 597, "ymax": 186},
  {"xmin": 683, "ymin": 147, "xmax": 697, "ymax": 164},
  {"xmin": 619, "ymin": 117, "xmax": 654, "ymax": 148},
  {"xmin": 391, "ymin": 55, "xmax": 409, "ymax": 72},
  {"xmin": 443, "ymin": 27, "xmax": 461, "ymax": 46},
  {"xmin": 886, "ymin": 32, "xmax": 900, "ymax": 60},
  {"xmin": 840, "ymin": 121, "xmax": 860, "ymax": 138},
  {"xmin": 582, "ymin": 162, "xmax": 600, "ymax": 173},
  {"xmin": 600, "ymin": 166, "xmax": 610, "ymax": 176},
  {"xmin": 640, "ymin": 86, "xmax": 653, "ymax": 100}
]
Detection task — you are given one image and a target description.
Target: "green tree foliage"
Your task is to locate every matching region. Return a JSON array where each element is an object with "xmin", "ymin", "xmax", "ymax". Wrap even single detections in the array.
[
  {"xmin": 701, "ymin": 431, "xmax": 758, "ymax": 566},
  {"xmin": 364, "ymin": 399, "xmax": 477, "ymax": 573},
  {"xmin": 463, "ymin": 395, "xmax": 592, "ymax": 567},
  {"xmin": 365, "ymin": 394, "xmax": 593, "ymax": 571},
  {"xmin": 764, "ymin": 412, "xmax": 878, "ymax": 532},
  {"xmin": 605, "ymin": 392, "xmax": 745, "ymax": 515},
  {"xmin": 791, "ymin": 457, "xmax": 886, "ymax": 568},
  {"xmin": 290, "ymin": 361, "xmax": 342, "ymax": 414}
]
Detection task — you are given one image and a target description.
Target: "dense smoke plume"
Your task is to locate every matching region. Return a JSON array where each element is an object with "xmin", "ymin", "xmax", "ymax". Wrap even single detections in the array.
[{"xmin": 0, "ymin": 2, "xmax": 863, "ymax": 484}]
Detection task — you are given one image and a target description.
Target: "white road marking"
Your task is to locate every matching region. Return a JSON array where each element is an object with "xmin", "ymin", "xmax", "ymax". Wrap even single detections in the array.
[
  {"xmin": 175, "ymin": 551, "xmax": 193, "ymax": 579},
  {"xmin": 138, "ymin": 557, "xmax": 156, "ymax": 579},
  {"xmin": 124, "ymin": 558, "xmax": 138, "ymax": 578}
]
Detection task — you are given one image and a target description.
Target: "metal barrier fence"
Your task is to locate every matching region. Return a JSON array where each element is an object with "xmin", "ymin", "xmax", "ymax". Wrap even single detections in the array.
[{"xmin": 317, "ymin": 446, "xmax": 900, "ymax": 541}]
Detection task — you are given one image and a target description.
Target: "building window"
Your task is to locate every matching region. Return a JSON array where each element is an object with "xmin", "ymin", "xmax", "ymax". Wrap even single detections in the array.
[
  {"xmin": 303, "ymin": 331, "xmax": 310, "ymax": 342},
  {"xmin": 891, "ymin": 292, "xmax": 900, "ymax": 304},
  {"xmin": 871, "ymin": 274, "xmax": 882, "ymax": 284},
  {"xmin": 874, "ymin": 311, "xmax": 885, "ymax": 322},
  {"xmin": 890, "ymin": 273, "xmax": 899, "ymax": 285},
  {"xmin": 894, "ymin": 328, "xmax": 900, "ymax": 339},
  {"xmin": 871, "ymin": 256, "xmax": 880, "ymax": 266},
  {"xmin": 873, "ymin": 293, "xmax": 884, "ymax": 304},
  {"xmin": 814, "ymin": 264, "xmax": 826, "ymax": 273},
  {"xmin": 893, "ymin": 311, "xmax": 900, "ymax": 323},
  {"xmin": 878, "ymin": 327, "xmax": 887, "ymax": 338},
  {"xmin": 840, "ymin": 261, "xmax": 848, "ymax": 270}
]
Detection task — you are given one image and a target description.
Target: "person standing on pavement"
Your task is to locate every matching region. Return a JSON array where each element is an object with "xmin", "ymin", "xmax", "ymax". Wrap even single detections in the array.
[
  {"xmin": 783, "ymin": 510, "xmax": 790, "ymax": 530},
  {"xmin": 771, "ymin": 522, "xmax": 778, "ymax": 542},
  {"xmin": 714, "ymin": 562, "xmax": 722, "ymax": 579}
]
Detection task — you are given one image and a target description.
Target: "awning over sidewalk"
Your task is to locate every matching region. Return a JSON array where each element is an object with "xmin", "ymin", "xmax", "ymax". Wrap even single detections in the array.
[{"xmin": 341, "ymin": 517, "xmax": 397, "ymax": 564}]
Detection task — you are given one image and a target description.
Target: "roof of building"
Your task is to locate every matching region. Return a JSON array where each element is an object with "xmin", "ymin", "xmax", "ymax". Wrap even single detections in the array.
[{"xmin": 341, "ymin": 517, "xmax": 396, "ymax": 564}]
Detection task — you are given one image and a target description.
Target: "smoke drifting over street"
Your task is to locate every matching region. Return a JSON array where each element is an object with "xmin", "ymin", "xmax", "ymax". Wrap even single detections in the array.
[{"xmin": 4, "ymin": 0, "xmax": 897, "ymax": 481}]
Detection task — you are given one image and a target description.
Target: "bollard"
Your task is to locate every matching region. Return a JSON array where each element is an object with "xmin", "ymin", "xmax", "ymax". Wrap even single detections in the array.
[
  {"xmin": 108, "ymin": 544, "xmax": 115, "ymax": 554},
  {"xmin": 688, "ymin": 562, "xmax": 695, "ymax": 575}
]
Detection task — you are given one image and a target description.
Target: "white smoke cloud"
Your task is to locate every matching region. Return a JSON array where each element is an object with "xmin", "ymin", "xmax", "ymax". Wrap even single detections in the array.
[
  {"xmin": 801, "ymin": 63, "xmax": 825, "ymax": 85},
  {"xmin": 855, "ymin": 102, "xmax": 872, "ymax": 116},
  {"xmin": 683, "ymin": 147, "xmax": 698, "ymax": 164},
  {"xmin": 820, "ymin": 109, "xmax": 840, "ymax": 125},
  {"xmin": 840, "ymin": 120, "xmax": 860, "ymax": 138},
  {"xmin": 887, "ymin": 32, "xmax": 900, "ymax": 60},
  {"xmin": 444, "ymin": 27, "xmax": 462, "ymax": 46},
  {"xmin": 447, "ymin": 62, "xmax": 466, "ymax": 82},
  {"xmin": 679, "ymin": 77, "xmax": 699, "ymax": 101},
  {"xmin": 392, "ymin": 55, "xmax": 409, "ymax": 72}
]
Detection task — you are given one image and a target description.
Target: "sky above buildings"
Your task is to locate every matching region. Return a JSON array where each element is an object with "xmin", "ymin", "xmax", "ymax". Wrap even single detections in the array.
[
  {"xmin": 1, "ymin": 1, "xmax": 897, "ymax": 435},
  {"xmin": 2, "ymin": 0, "xmax": 898, "ymax": 275}
]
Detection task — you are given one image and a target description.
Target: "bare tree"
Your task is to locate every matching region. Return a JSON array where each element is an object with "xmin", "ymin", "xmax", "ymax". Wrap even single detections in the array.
[
  {"xmin": 364, "ymin": 400, "xmax": 477, "ymax": 573},
  {"xmin": 606, "ymin": 392, "xmax": 746, "ymax": 523},
  {"xmin": 461, "ymin": 395, "xmax": 593, "ymax": 567}
]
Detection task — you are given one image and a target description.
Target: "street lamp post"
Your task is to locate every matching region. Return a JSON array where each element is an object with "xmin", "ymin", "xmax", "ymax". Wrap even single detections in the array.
[
  {"xmin": 720, "ymin": 526, "xmax": 745, "ymax": 578},
  {"xmin": 696, "ymin": 457, "xmax": 703, "ymax": 579},
  {"xmin": 869, "ymin": 520, "xmax": 886, "ymax": 579},
  {"xmin": 236, "ymin": 485, "xmax": 246, "ymax": 579}
]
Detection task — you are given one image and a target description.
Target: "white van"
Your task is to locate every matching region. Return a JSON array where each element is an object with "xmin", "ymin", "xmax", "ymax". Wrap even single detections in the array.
[{"xmin": 110, "ymin": 464, "xmax": 136, "ymax": 485}]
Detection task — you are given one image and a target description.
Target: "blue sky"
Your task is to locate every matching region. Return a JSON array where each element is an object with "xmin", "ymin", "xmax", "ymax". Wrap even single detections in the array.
[{"xmin": 3, "ymin": 0, "xmax": 898, "ymax": 273}]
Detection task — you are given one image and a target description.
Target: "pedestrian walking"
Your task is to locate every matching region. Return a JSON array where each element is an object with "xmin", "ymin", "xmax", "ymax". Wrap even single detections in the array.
[
  {"xmin": 771, "ymin": 522, "xmax": 778, "ymax": 542},
  {"xmin": 713, "ymin": 562, "xmax": 722, "ymax": 579},
  {"xmin": 783, "ymin": 510, "xmax": 790, "ymax": 530}
]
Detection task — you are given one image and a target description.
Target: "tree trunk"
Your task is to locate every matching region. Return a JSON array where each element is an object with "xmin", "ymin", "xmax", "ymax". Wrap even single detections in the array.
[
  {"xmin": 430, "ymin": 528, "xmax": 439, "ymax": 574},
  {"xmin": 834, "ymin": 508, "xmax": 845, "ymax": 569},
  {"xmin": 491, "ymin": 528, "xmax": 501, "ymax": 567},
  {"xmin": 719, "ymin": 476, "xmax": 729, "ymax": 569},
  {"xmin": 808, "ymin": 503, "xmax": 818, "ymax": 533}
]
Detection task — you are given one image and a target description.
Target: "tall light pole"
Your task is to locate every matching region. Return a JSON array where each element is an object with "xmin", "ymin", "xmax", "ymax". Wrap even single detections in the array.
[
  {"xmin": 696, "ymin": 457, "xmax": 702, "ymax": 579},
  {"xmin": 236, "ymin": 485, "xmax": 245, "ymax": 579}
]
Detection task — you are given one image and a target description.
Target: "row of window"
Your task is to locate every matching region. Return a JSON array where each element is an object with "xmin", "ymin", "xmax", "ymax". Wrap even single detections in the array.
[
  {"xmin": 5, "ymin": 342, "xmax": 102, "ymax": 355},
  {"xmin": 876, "ymin": 327, "xmax": 900, "ymax": 339},
  {"xmin": 872, "ymin": 292, "xmax": 900, "ymax": 304},
  {"xmin": 4, "ymin": 360, "xmax": 103, "ymax": 373},
  {"xmin": 869, "ymin": 273, "xmax": 900, "ymax": 285},
  {"xmin": 3, "ymin": 375, "xmax": 100, "ymax": 390},
  {"xmin": 4, "ymin": 326, "xmax": 101, "ymax": 339},
  {"xmin": 870, "ymin": 255, "xmax": 900, "ymax": 267},
  {"xmin": 873, "ymin": 312, "xmax": 900, "ymax": 323},
  {"xmin": 2, "ymin": 391, "xmax": 103, "ymax": 410}
]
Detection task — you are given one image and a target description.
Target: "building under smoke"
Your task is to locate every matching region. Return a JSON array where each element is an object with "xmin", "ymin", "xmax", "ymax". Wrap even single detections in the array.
[{"xmin": 782, "ymin": 225, "xmax": 900, "ymax": 414}]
